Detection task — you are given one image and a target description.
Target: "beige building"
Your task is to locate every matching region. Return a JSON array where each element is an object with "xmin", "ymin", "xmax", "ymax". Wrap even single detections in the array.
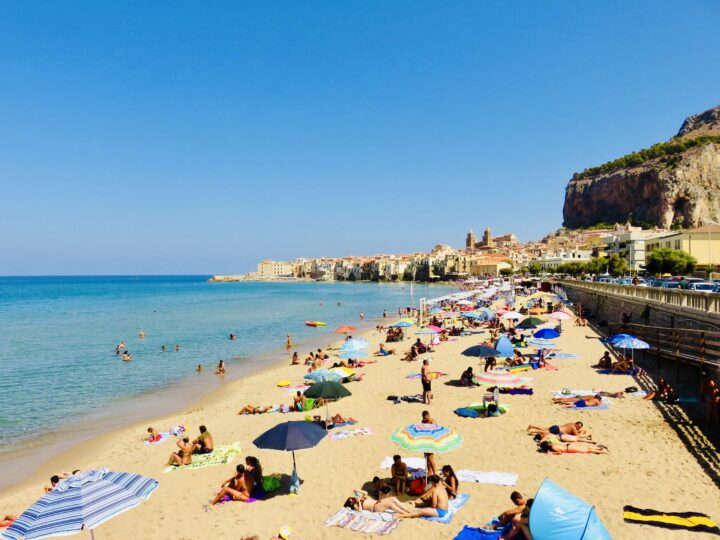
[
  {"xmin": 646, "ymin": 224, "xmax": 720, "ymax": 268},
  {"xmin": 257, "ymin": 259, "xmax": 295, "ymax": 278}
]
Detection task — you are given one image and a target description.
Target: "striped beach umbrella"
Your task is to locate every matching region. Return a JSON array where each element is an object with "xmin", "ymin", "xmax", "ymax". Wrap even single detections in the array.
[
  {"xmin": 472, "ymin": 370, "xmax": 530, "ymax": 388},
  {"xmin": 549, "ymin": 310, "xmax": 572, "ymax": 321},
  {"xmin": 4, "ymin": 468, "xmax": 158, "ymax": 540},
  {"xmin": 390, "ymin": 423, "xmax": 463, "ymax": 454},
  {"xmin": 303, "ymin": 369, "xmax": 343, "ymax": 383}
]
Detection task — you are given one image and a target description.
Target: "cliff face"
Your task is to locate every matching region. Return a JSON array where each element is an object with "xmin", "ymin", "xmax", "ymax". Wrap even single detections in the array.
[{"xmin": 563, "ymin": 105, "xmax": 720, "ymax": 229}]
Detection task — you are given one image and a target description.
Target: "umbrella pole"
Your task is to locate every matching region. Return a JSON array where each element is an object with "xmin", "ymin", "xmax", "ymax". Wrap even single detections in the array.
[
  {"xmin": 292, "ymin": 450, "xmax": 297, "ymax": 475},
  {"xmin": 91, "ymin": 529, "xmax": 95, "ymax": 540}
]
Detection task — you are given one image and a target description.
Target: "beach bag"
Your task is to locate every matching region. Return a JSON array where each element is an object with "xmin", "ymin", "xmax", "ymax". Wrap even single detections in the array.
[
  {"xmin": 625, "ymin": 386, "xmax": 638, "ymax": 393},
  {"xmin": 262, "ymin": 474, "xmax": 282, "ymax": 492},
  {"xmin": 409, "ymin": 478, "xmax": 426, "ymax": 496}
]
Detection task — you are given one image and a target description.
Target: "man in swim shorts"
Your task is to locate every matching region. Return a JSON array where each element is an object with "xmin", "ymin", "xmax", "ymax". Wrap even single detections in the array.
[
  {"xmin": 421, "ymin": 359, "xmax": 433, "ymax": 405},
  {"xmin": 401, "ymin": 475, "xmax": 449, "ymax": 519},
  {"xmin": 192, "ymin": 425, "xmax": 214, "ymax": 454}
]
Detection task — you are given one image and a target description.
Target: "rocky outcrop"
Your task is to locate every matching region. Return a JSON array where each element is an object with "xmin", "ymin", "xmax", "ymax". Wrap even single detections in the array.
[{"xmin": 563, "ymin": 106, "xmax": 720, "ymax": 229}]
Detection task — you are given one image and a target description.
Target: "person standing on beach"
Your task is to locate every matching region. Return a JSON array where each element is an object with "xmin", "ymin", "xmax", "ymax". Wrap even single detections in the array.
[
  {"xmin": 286, "ymin": 334, "xmax": 293, "ymax": 351},
  {"xmin": 383, "ymin": 309, "xmax": 387, "ymax": 319},
  {"xmin": 421, "ymin": 411, "xmax": 436, "ymax": 476},
  {"xmin": 421, "ymin": 359, "xmax": 433, "ymax": 405}
]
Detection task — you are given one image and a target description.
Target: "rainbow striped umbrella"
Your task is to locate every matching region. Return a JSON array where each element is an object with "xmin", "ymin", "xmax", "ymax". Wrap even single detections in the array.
[
  {"xmin": 472, "ymin": 370, "xmax": 530, "ymax": 388},
  {"xmin": 390, "ymin": 423, "xmax": 463, "ymax": 454}
]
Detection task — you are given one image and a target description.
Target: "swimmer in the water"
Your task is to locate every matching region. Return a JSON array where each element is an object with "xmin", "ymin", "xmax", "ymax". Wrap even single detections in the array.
[
  {"xmin": 229, "ymin": 333, "xmax": 236, "ymax": 340},
  {"xmin": 161, "ymin": 345, "xmax": 166, "ymax": 352},
  {"xmin": 175, "ymin": 344, "xmax": 180, "ymax": 352},
  {"xmin": 196, "ymin": 364, "xmax": 203, "ymax": 372},
  {"xmin": 139, "ymin": 330, "xmax": 145, "ymax": 339},
  {"xmin": 121, "ymin": 351, "xmax": 133, "ymax": 361}
]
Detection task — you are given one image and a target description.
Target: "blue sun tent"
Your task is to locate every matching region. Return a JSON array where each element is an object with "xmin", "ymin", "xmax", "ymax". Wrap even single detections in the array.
[
  {"xmin": 494, "ymin": 336, "xmax": 515, "ymax": 358},
  {"xmin": 529, "ymin": 479, "xmax": 611, "ymax": 540}
]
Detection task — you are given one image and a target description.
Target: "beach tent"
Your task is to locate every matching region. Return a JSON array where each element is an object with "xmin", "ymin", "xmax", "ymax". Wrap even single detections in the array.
[
  {"xmin": 494, "ymin": 336, "xmax": 515, "ymax": 358},
  {"xmin": 529, "ymin": 478, "xmax": 611, "ymax": 540}
]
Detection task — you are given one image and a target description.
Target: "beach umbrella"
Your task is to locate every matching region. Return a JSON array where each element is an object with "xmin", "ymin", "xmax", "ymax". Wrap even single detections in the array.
[
  {"xmin": 338, "ymin": 349, "xmax": 368, "ymax": 359},
  {"xmin": 390, "ymin": 320, "xmax": 413, "ymax": 328},
  {"xmin": 415, "ymin": 328, "xmax": 439, "ymax": 335},
  {"xmin": 456, "ymin": 300, "xmax": 474, "ymax": 306},
  {"xmin": 304, "ymin": 381, "xmax": 352, "ymax": 430},
  {"xmin": 4, "ymin": 468, "xmax": 158, "ymax": 540},
  {"xmin": 340, "ymin": 338, "xmax": 369, "ymax": 351},
  {"xmin": 303, "ymin": 370, "xmax": 343, "ymax": 383},
  {"xmin": 501, "ymin": 311, "xmax": 522, "ymax": 320},
  {"xmin": 390, "ymin": 423, "xmax": 463, "ymax": 454},
  {"xmin": 607, "ymin": 333, "xmax": 636, "ymax": 344},
  {"xmin": 334, "ymin": 325, "xmax": 356, "ymax": 334},
  {"xmin": 534, "ymin": 328, "xmax": 561, "ymax": 340},
  {"xmin": 425, "ymin": 325, "xmax": 445, "ymax": 333},
  {"xmin": 517, "ymin": 316, "xmax": 544, "ymax": 329},
  {"xmin": 472, "ymin": 370, "xmax": 529, "ymax": 388},
  {"xmin": 461, "ymin": 345, "xmax": 501, "ymax": 357},
  {"xmin": 549, "ymin": 310, "xmax": 572, "ymax": 321},
  {"xmin": 253, "ymin": 421, "xmax": 327, "ymax": 492},
  {"xmin": 462, "ymin": 312, "xmax": 487, "ymax": 320},
  {"xmin": 428, "ymin": 307, "xmax": 443, "ymax": 315},
  {"xmin": 611, "ymin": 336, "xmax": 649, "ymax": 360},
  {"xmin": 329, "ymin": 367, "xmax": 354, "ymax": 379}
]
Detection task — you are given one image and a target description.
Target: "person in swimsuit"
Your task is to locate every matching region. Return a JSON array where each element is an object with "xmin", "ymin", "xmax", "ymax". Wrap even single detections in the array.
[
  {"xmin": 167, "ymin": 437, "xmax": 193, "ymax": 467},
  {"xmin": 401, "ymin": 475, "xmax": 449, "ymax": 518},
  {"xmin": 491, "ymin": 491, "xmax": 526, "ymax": 530},
  {"xmin": 440, "ymin": 465, "xmax": 459, "ymax": 499},
  {"xmin": 286, "ymin": 335, "xmax": 292, "ymax": 351},
  {"xmin": 344, "ymin": 490, "xmax": 411, "ymax": 514},
  {"xmin": 146, "ymin": 427, "xmax": 162, "ymax": 443},
  {"xmin": 552, "ymin": 394, "xmax": 603, "ymax": 408},
  {"xmin": 538, "ymin": 437, "xmax": 608, "ymax": 454},
  {"xmin": 527, "ymin": 421, "xmax": 592, "ymax": 441},
  {"xmin": 215, "ymin": 360, "xmax": 225, "ymax": 375},
  {"xmin": 291, "ymin": 352, "xmax": 300, "ymax": 365},
  {"xmin": 211, "ymin": 464, "xmax": 250, "ymax": 504},
  {"xmin": 390, "ymin": 455, "xmax": 409, "ymax": 494},
  {"xmin": 421, "ymin": 411, "xmax": 437, "ymax": 475},
  {"xmin": 421, "ymin": 359, "xmax": 433, "ymax": 405},
  {"xmin": 245, "ymin": 456, "xmax": 263, "ymax": 495},
  {"xmin": 238, "ymin": 404, "xmax": 272, "ymax": 415},
  {"xmin": 192, "ymin": 425, "xmax": 214, "ymax": 454}
]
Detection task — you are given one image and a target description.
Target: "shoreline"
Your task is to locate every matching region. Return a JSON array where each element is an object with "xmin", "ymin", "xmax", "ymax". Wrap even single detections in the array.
[{"xmin": 0, "ymin": 318, "xmax": 380, "ymax": 495}]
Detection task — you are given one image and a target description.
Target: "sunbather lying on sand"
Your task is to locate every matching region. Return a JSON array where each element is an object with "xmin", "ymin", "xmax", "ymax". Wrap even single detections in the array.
[
  {"xmin": 538, "ymin": 437, "xmax": 608, "ymax": 454},
  {"xmin": 344, "ymin": 489, "xmax": 412, "ymax": 514},
  {"xmin": 552, "ymin": 395, "xmax": 603, "ymax": 408},
  {"xmin": 527, "ymin": 421, "xmax": 591, "ymax": 440},
  {"xmin": 238, "ymin": 405, "xmax": 273, "ymax": 415},
  {"xmin": 375, "ymin": 344, "xmax": 395, "ymax": 356}
]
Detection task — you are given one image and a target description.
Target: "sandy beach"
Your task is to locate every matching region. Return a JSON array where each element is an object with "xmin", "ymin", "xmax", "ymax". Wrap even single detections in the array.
[{"xmin": 2, "ymin": 306, "xmax": 718, "ymax": 540}]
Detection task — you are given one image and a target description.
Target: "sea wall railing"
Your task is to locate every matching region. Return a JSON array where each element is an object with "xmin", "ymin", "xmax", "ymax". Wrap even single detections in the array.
[{"xmin": 557, "ymin": 280, "xmax": 720, "ymax": 313}]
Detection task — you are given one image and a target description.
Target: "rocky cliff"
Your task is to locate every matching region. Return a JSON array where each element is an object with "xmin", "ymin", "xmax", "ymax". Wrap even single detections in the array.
[{"xmin": 563, "ymin": 105, "xmax": 720, "ymax": 229}]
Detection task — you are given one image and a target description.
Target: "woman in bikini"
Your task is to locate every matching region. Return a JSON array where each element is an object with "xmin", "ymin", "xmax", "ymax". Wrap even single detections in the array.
[
  {"xmin": 167, "ymin": 437, "xmax": 193, "ymax": 467},
  {"xmin": 211, "ymin": 464, "xmax": 251, "ymax": 504},
  {"xmin": 344, "ymin": 490, "xmax": 412, "ymax": 514},
  {"xmin": 538, "ymin": 437, "xmax": 608, "ymax": 454}
]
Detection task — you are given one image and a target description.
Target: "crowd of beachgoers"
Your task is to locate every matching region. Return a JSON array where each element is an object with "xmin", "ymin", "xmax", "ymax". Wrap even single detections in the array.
[{"xmin": 3, "ymin": 281, "xmax": 719, "ymax": 540}]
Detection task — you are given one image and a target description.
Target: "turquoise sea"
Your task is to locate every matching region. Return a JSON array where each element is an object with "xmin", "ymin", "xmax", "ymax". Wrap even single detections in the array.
[{"xmin": 0, "ymin": 276, "xmax": 454, "ymax": 476}]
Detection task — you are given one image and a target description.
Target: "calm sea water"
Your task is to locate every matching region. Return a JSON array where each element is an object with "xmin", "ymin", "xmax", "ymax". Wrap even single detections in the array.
[{"xmin": 0, "ymin": 276, "xmax": 454, "ymax": 453}]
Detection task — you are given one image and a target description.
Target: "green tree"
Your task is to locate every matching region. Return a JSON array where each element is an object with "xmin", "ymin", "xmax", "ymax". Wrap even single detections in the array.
[
  {"xmin": 645, "ymin": 248, "xmax": 697, "ymax": 275},
  {"xmin": 499, "ymin": 268, "xmax": 514, "ymax": 277},
  {"xmin": 528, "ymin": 263, "xmax": 541, "ymax": 276}
]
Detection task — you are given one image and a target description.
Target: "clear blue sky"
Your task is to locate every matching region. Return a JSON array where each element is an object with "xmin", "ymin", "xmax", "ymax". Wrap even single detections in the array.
[{"xmin": 1, "ymin": 1, "xmax": 718, "ymax": 275}]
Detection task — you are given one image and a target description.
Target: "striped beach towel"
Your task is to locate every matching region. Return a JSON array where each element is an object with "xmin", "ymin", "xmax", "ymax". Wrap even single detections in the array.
[
  {"xmin": 163, "ymin": 442, "xmax": 241, "ymax": 473},
  {"xmin": 329, "ymin": 427, "xmax": 373, "ymax": 441},
  {"xmin": 623, "ymin": 506, "xmax": 719, "ymax": 534},
  {"xmin": 324, "ymin": 507, "xmax": 400, "ymax": 534}
]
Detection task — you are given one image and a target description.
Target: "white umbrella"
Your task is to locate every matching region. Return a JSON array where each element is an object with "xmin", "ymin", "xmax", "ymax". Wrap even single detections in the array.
[
  {"xmin": 549, "ymin": 310, "xmax": 572, "ymax": 321},
  {"xmin": 501, "ymin": 311, "xmax": 522, "ymax": 320}
]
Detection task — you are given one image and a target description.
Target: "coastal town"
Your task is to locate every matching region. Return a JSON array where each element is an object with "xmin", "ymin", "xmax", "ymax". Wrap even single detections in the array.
[{"xmin": 212, "ymin": 222, "xmax": 720, "ymax": 282}]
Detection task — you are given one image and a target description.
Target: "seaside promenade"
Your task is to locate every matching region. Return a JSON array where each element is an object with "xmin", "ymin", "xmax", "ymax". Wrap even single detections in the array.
[{"xmin": 1, "ymin": 298, "xmax": 718, "ymax": 539}]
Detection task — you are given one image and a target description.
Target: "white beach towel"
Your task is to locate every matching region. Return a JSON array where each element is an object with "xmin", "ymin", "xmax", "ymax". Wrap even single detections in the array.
[
  {"xmin": 379, "ymin": 456, "xmax": 427, "ymax": 470},
  {"xmin": 455, "ymin": 470, "xmax": 518, "ymax": 486}
]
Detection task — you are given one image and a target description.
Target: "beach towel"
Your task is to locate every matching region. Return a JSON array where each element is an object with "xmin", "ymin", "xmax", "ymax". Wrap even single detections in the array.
[
  {"xmin": 422, "ymin": 493, "xmax": 470, "ymax": 523},
  {"xmin": 546, "ymin": 353, "xmax": 579, "ymax": 359},
  {"xmin": 262, "ymin": 474, "xmax": 282, "ymax": 492},
  {"xmin": 387, "ymin": 394, "xmax": 424, "ymax": 404},
  {"xmin": 328, "ymin": 419, "xmax": 358, "ymax": 429},
  {"xmin": 324, "ymin": 507, "xmax": 400, "ymax": 535},
  {"xmin": 163, "ymin": 442, "xmax": 242, "ymax": 473},
  {"xmin": 329, "ymin": 427, "xmax": 374, "ymax": 441},
  {"xmin": 623, "ymin": 506, "xmax": 720, "ymax": 535},
  {"xmin": 455, "ymin": 470, "xmax": 518, "ymax": 486},
  {"xmin": 144, "ymin": 432, "xmax": 171, "ymax": 445},
  {"xmin": 571, "ymin": 402, "xmax": 609, "ymax": 411},
  {"xmin": 502, "ymin": 388, "xmax": 533, "ymax": 395},
  {"xmin": 598, "ymin": 367, "xmax": 641, "ymax": 375},
  {"xmin": 453, "ymin": 526, "xmax": 502, "ymax": 540},
  {"xmin": 406, "ymin": 371, "xmax": 447, "ymax": 379}
]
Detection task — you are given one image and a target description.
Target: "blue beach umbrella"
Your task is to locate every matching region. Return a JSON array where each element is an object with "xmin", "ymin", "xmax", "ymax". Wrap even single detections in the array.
[
  {"xmin": 462, "ymin": 345, "xmax": 502, "ymax": 357},
  {"xmin": 528, "ymin": 338, "xmax": 557, "ymax": 348},
  {"xmin": 253, "ymin": 421, "xmax": 327, "ymax": 492},
  {"xmin": 340, "ymin": 338, "xmax": 369, "ymax": 351},
  {"xmin": 611, "ymin": 337, "xmax": 649, "ymax": 350},
  {"xmin": 303, "ymin": 370, "xmax": 343, "ymax": 383},
  {"xmin": 4, "ymin": 468, "xmax": 158, "ymax": 540},
  {"xmin": 338, "ymin": 349, "xmax": 368, "ymax": 359},
  {"xmin": 607, "ymin": 333, "xmax": 637, "ymax": 344},
  {"xmin": 429, "ymin": 307, "xmax": 443, "ymax": 314},
  {"xmin": 534, "ymin": 328, "xmax": 561, "ymax": 340},
  {"xmin": 390, "ymin": 321, "xmax": 413, "ymax": 328},
  {"xmin": 462, "ymin": 312, "xmax": 487, "ymax": 320}
]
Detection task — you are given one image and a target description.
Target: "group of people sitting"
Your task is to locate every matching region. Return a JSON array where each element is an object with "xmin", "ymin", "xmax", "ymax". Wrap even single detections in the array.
[
  {"xmin": 385, "ymin": 327, "xmax": 405, "ymax": 342},
  {"xmin": 211, "ymin": 456, "xmax": 263, "ymax": 504},
  {"xmin": 342, "ymin": 457, "xmax": 460, "ymax": 519},
  {"xmin": 526, "ymin": 421, "xmax": 609, "ymax": 454},
  {"xmin": 643, "ymin": 377, "xmax": 679, "ymax": 403},
  {"xmin": 166, "ymin": 425, "xmax": 214, "ymax": 467},
  {"xmin": 401, "ymin": 338, "xmax": 434, "ymax": 362},
  {"xmin": 597, "ymin": 351, "xmax": 635, "ymax": 373}
]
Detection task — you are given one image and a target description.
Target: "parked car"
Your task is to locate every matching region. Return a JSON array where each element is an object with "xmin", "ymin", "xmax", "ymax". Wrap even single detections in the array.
[{"xmin": 688, "ymin": 282, "xmax": 716, "ymax": 291}]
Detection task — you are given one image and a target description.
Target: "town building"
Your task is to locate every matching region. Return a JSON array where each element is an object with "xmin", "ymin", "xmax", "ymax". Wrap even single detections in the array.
[{"xmin": 646, "ymin": 224, "xmax": 720, "ymax": 269}]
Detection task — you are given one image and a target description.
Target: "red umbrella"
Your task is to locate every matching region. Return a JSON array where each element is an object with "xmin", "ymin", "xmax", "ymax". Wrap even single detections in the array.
[{"xmin": 335, "ymin": 326, "xmax": 356, "ymax": 333}]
